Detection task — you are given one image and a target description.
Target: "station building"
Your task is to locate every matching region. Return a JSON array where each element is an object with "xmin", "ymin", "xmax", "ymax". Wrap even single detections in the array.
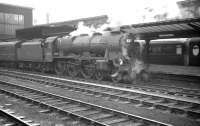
[
  {"xmin": 0, "ymin": 3, "xmax": 107, "ymax": 40},
  {"xmin": 0, "ymin": 3, "xmax": 33, "ymax": 40}
]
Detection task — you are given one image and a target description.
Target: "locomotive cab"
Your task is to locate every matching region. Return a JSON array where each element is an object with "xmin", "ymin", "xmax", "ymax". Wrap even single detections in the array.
[{"xmin": 43, "ymin": 36, "xmax": 58, "ymax": 62}]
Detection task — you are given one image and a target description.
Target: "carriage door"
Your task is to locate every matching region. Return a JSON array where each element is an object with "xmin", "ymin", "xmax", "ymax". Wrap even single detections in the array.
[{"xmin": 189, "ymin": 39, "xmax": 200, "ymax": 66}]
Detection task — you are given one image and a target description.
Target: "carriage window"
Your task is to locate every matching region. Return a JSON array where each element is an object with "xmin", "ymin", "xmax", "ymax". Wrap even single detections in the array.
[
  {"xmin": 162, "ymin": 45, "xmax": 176, "ymax": 54},
  {"xmin": 46, "ymin": 42, "xmax": 52, "ymax": 49},
  {"xmin": 176, "ymin": 45, "xmax": 182, "ymax": 55},
  {"xmin": 150, "ymin": 45, "xmax": 177, "ymax": 55},
  {"xmin": 149, "ymin": 45, "xmax": 162, "ymax": 53},
  {"xmin": 192, "ymin": 45, "xmax": 199, "ymax": 56}
]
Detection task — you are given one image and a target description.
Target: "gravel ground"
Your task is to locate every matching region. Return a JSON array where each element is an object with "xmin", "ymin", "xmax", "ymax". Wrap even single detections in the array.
[
  {"xmin": 149, "ymin": 76, "xmax": 200, "ymax": 89},
  {"xmin": 0, "ymin": 89, "xmax": 87, "ymax": 126},
  {"xmin": 0, "ymin": 75, "xmax": 199, "ymax": 126}
]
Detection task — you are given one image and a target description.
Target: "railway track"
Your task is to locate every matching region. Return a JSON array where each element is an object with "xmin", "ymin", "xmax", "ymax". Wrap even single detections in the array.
[
  {"xmin": 3, "ymin": 67, "xmax": 200, "ymax": 99},
  {"xmin": 0, "ymin": 106, "xmax": 34, "ymax": 126},
  {"xmin": 0, "ymin": 91, "xmax": 90, "ymax": 126},
  {"xmin": 1, "ymin": 68, "xmax": 200, "ymax": 100},
  {"xmin": 152, "ymin": 72, "xmax": 200, "ymax": 83},
  {"xmin": 0, "ymin": 81, "xmax": 172, "ymax": 126},
  {"xmin": 0, "ymin": 69, "xmax": 199, "ymax": 125},
  {"xmin": 129, "ymin": 82, "xmax": 200, "ymax": 99}
]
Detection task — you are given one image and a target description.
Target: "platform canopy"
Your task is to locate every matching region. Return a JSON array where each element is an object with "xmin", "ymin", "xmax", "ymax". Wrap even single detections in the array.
[
  {"xmin": 16, "ymin": 25, "xmax": 76, "ymax": 40},
  {"xmin": 120, "ymin": 18, "xmax": 200, "ymax": 40}
]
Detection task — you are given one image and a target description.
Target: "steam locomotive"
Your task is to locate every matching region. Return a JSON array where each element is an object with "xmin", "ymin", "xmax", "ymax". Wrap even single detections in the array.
[
  {"xmin": 0, "ymin": 26, "xmax": 199, "ymax": 83},
  {"xmin": 0, "ymin": 30, "xmax": 148, "ymax": 83}
]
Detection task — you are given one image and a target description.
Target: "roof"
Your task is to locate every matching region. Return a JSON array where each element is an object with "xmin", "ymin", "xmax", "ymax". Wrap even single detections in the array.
[
  {"xmin": 120, "ymin": 18, "xmax": 200, "ymax": 40},
  {"xmin": 0, "ymin": 3, "xmax": 33, "ymax": 10},
  {"xmin": 150, "ymin": 38, "xmax": 188, "ymax": 44},
  {"xmin": 16, "ymin": 25, "xmax": 76, "ymax": 40},
  {"xmin": 0, "ymin": 41, "xmax": 19, "ymax": 45},
  {"xmin": 50, "ymin": 15, "xmax": 108, "ymax": 25}
]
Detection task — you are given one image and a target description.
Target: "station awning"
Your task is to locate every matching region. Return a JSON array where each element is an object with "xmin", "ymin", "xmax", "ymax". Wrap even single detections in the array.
[
  {"xmin": 120, "ymin": 18, "xmax": 200, "ymax": 40},
  {"xmin": 16, "ymin": 25, "xmax": 76, "ymax": 40}
]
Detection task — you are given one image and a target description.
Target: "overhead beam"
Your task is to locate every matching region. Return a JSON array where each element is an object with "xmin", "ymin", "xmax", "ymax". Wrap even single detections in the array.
[{"xmin": 120, "ymin": 17, "xmax": 200, "ymax": 40}]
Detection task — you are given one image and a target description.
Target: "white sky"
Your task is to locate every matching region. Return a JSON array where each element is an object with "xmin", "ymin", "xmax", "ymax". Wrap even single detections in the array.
[{"xmin": 0, "ymin": 0, "xmax": 182, "ymax": 25}]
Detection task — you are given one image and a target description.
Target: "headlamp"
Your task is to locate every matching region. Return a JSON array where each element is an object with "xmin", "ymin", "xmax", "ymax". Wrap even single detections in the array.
[{"xmin": 126, "ymin": 39, "xmax": 131, "ymax": 43}]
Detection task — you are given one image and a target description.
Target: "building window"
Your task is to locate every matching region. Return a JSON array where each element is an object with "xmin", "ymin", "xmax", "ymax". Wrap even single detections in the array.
[
  {"xmin": 0, "ymin": 12, "xmax": 4, "ymax": 23},
  {"xmin": 0, "ymin": 24, "xmax": 5, "ymax": 34},
  {"xmin": 18, "ymin": 14, "xmax": 24, "ymax": 25},
  {"xmin": 0, "ymin": 12, "xmax": 24, "ymax": 35}
]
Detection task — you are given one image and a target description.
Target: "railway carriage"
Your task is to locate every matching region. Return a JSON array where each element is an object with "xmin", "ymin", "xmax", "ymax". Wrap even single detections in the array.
[
  {"xmin": 148, "ymin": 38, "xmax": 187, "ymax": 65},
  {"xmin": 188, "ymin": 38, "xmax": 200, "ymax": 66},
  {"xmin": 148, "ymin": 38, "xmax": 200, "ymax": 66}
]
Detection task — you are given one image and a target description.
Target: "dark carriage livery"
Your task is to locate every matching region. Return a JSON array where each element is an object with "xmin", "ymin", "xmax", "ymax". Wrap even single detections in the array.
[
  {"xmin": 148, "ymin": 38, "xmax": 200, "ymax": 66},
  {"xmin": 189, "ymin": 38, "xmax": 200, "ymax": 66}
]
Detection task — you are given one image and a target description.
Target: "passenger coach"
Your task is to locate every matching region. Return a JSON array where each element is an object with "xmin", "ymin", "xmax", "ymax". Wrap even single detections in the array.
[{"xmin": 148, "ymin": 37, "xmax": 200, "ymax": 66}]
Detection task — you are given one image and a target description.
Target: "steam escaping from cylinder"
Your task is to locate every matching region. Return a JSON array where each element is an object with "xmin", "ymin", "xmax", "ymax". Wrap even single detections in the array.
[
  {"xmin": 128, "ymin": 41, "xmax": 149, "ymax": 82},
  {"xmin": 130, "ymin": 59, "xmax": 146, "ymax": 74},
  {"xmin": 128, "ymin": 58, "xmax": 148, "ymax": 82}
]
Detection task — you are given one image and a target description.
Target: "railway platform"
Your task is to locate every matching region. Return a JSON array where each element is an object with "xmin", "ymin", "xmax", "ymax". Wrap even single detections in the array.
[{"xmin": 149, "ymin": 64, "xmax": 200, "ymax": 77}]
